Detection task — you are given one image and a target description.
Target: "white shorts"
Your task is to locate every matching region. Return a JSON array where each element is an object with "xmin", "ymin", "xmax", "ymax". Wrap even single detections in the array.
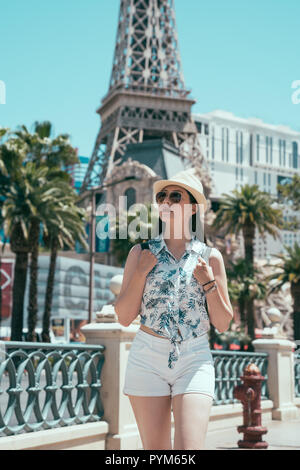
[{"xmin": 123, "ymin": 328, "xmax": 215, "ymax": 399}]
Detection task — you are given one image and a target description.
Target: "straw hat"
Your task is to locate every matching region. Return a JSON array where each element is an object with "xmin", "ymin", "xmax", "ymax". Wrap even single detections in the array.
[{"xmin": 153, "ymin": 167, "xmax": 207, "ymax": 212}]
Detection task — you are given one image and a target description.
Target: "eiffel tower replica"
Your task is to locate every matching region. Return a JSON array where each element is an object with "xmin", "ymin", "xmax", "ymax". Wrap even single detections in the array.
[{"xmin": 80, "ymin": 0, "xmax": 211, "ymax": 195}]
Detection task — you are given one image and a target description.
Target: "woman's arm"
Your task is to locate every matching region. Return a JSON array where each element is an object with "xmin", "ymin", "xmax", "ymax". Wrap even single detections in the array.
[
  {"xmin": 114, "ymin": 244, "xmax": 147, "ymax": 327},
  {"xmin": 205, "ymin": 248, "xmax": 234, "ymax": 332}
]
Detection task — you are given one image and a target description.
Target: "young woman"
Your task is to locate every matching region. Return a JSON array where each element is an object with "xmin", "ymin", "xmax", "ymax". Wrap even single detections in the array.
[{"xmin": 115, "ymin": 168, "xmax": 233, "ymax": 450}]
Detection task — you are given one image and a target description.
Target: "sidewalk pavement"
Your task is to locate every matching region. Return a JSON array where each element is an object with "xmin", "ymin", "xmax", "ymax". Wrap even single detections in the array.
[{"xmin": 205, "ymin": 419, "xmax": 300, "ymax": 450}]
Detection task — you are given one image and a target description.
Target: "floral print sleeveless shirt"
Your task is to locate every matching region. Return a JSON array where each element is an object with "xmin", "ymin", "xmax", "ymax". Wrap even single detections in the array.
[{"xmin": 139, "ymin": 232, "xmax": 212, "ymax": 369}]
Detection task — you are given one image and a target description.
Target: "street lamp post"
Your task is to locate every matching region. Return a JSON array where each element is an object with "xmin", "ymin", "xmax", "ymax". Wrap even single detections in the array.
[
  {"xmin": 77, "ymin": 187, "xmax": 104, "ymax": 325},
  {"xmin": 0, "ymin": 253, "xmax": 2, "ymax": 330},
  {"xmin": 88, "ymin": 189, "xmax": 96, "ymax": 324}
]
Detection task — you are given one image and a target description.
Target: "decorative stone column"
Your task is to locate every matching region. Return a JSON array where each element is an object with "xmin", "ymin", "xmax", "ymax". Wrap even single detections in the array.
[
  {"xmin": 253, "ymin": 337, "xmax": 299, "ymax": 421},
  {"xmin": 81, "ymin": 274, "xmax": 142, "ymax": 450}
]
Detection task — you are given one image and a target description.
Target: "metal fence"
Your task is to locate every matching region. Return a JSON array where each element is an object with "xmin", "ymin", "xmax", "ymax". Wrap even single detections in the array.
[
  {"xmin": 0, "ymin": 341, "xmax": 105, "ymax": 436},
  {"xmin": 295, "ymin": 352, "xmax": 300, "ymax": 398},
  {"xmin": 0, "ymin": 342, "xmax": 271, "ymax": 437},
  {"xmin": 212, "ymin": 351, "xmax": 269, "ymax": 405}
]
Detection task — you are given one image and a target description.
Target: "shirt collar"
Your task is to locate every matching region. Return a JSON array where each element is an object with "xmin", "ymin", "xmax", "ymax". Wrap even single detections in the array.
[{"xmin": 150, "ymin": 232, "xmax": 204, "ymax": 256}]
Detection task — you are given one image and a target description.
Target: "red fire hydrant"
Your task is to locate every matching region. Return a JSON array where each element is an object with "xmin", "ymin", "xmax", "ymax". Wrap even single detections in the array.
[{"xmin": 233, "ymin": 363, "xmax": 268, "ymax": 449}]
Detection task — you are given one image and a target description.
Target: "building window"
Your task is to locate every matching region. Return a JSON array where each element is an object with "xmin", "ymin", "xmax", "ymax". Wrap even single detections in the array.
[
  {"xmin": 240, "ymin": 131, "xmax": 243, "ymax": 164},
  {"xmin": 212, "ymin": 126, "xmax": 215, "ymax": 160},
  {"xmin": 254, "ymin": 170, "xmax": 258, "ymax": 184},
  {"xmin": 195, "ymin": 121, "xmax": 202, "ymax": 133},
  {"xmin": 249, "ymin": 134, "xmax": 253, "ymax": 166},
  {"xmin": 256, "ymin": 134, "xmax": 260, "ymax": 161},
  {"xmin": 266, "ymin": 136, "xmax": 269, "ymax": 163},
  {"xmin": 222, "ymin": 127, "xmax": 225, "ymax": 161},
  {"xmin": 235, "ymin": 130, "xmax": 243, "ymax": 164},
  {"xmin": 278, "ymin": 138, "xmax": 286, "ymax": 167},
  {"xmin": 204, "ymin": 124, "xmax": 209, "ymax": 135},
  {"xmin": 226, "ymin": 128, "xmax": 229, "ymax": 162},
  {"xmin": 279, "ymin": 139, "xmax": 281, "ymax": 166},
  {"xmin": 270, "ymin": 137, "xmax": 273, "ymax": 164},
  {"xmin": 292, "ymin": 141, "xmax": 298, "ymax": 169}
]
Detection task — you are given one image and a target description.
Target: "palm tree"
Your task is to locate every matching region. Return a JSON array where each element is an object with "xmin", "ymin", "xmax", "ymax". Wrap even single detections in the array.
[
  {"xmin": 14, "ymin": 121, "xmax": 79, "ymax": 170},
  {"xmin": 0, "ymin": 129, "xmax": 7, "ymax": 329},
  {"xmin": 276, "ymin": 175, "xmax": 300, "ymax": 232},
  {"xmin": 212, "ymin": 184, "xmax": 284, "ymax": 341},
  {"xmin": 227, "ymin": 258, "xmax": 268, "ymax": 331},
  {"xmin": 0, "ymin": 205, "xmax": 4, "ymax": 330},
  {"xmin": 27, "ymin": 175, "xmax": 87, "ymax": 342},
  {"xmin": 0, "ymin": 133, "xmax": 30, "ymax": 340},
  {"xmin": 111, "ymin": 203, "xmax": 156, "ymax": 266},
  {"xmin": 2, "ymin": 160, "xmax": 79, "ymax": 342},
  {"xmin": 0, "ymin": 123, "xmax": 80, "ymax": 341},
  {"xmin": 277, "ymin": 174, "xmax": 300, "ymax": 212},
  {"xmin": 8, "ymin": 224, "xmax": 31, "ymax": 340},
  {"xmin": 27, "ymin": 167, "xmax": 78, "ymax": 342},
  {"xmin": 265, "ymin": 242, "xmax": 300, "ymax": 341},
  {"xmin": 41, "ymin": 196, "xmax": 88, "ymax": 342},
  {"xmin": 2, "ymin": 162, "xmax": 66, "ymax": 340},
  {"xmin": 9, "ymin": 122, "xmax": 79, "ymax": 341}
]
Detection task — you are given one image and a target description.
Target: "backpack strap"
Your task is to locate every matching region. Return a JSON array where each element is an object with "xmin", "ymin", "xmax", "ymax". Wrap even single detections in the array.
[
  {"xmin": 202, "ymin": 245, "xmax": 213, "ymax": 322},
  {"xmin": 202, "ymin": 245, "xmax": 212, "ymax": 263}
]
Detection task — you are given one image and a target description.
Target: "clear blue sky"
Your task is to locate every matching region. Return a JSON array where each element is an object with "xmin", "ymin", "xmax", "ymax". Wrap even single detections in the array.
[{"xmin": 1, "ymin": 0, "xmax": 299, "ymax": 158}]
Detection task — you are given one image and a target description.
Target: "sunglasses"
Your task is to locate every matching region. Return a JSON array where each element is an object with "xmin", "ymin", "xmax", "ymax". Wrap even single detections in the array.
[{"xmin": 155, "ymin": 190, "xmax": 183, "ymax": 204}]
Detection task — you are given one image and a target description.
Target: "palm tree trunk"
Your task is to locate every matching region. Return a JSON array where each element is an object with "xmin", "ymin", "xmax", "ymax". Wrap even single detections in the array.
[
  {"xmin": 245, "ymin": 300, "xmax": 255, "ymax": 351},
  {"xmin": 11, "ymin": 252, "xmax": 28, "ymax": 341},
  {"xmin": 42, "ymin": 235, "xmax": 58, "ymax": 342},
  {"xmin": 238, "ymin": 297, "xmax": 246, "ymax": 326},
  {"xmin": 242, "ymin": 223, "xmax": 256, "ymax": 348},
  {"xmin": 27, "ymin": 220, "xmax": 40, "ymax": 342},
  {"xmin": 242, "ymin": 223, "xmax": 255, "ymax": 265},
  {"xmin": 291, "ymin": 281, "xmax": 300, "ymax": 341}
]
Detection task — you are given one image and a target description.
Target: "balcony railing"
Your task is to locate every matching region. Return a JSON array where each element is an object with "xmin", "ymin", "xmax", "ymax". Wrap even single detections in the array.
[
  {"xmin": 0, "ymin": 343, "xmax": 272, "ymax": 436},
  {"xmin": 295, "ymin": 352, "xmax": 300, "ymax": 398},
  {"xmin": 212, "ymin": 351, "xmax": 269, "ymax": 405},
  {"xmin": 0, "ymin": 341, "xmax": 105, "ymax": 436}
]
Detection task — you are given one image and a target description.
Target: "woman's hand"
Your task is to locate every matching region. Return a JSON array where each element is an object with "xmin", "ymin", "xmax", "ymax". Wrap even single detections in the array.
[
  {"xmin": 137, "ymin": 248, "xmax": 158, "ymax": 276},
  {"xmin": 193, "ymin": 256, "xmax": 214, "ymax": 286}
]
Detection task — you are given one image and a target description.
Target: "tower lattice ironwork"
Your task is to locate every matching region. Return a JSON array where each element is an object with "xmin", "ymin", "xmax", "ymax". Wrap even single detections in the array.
[{"xmin": 80, "ymin": 0, "xmax": 206, "ymax": 194}]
